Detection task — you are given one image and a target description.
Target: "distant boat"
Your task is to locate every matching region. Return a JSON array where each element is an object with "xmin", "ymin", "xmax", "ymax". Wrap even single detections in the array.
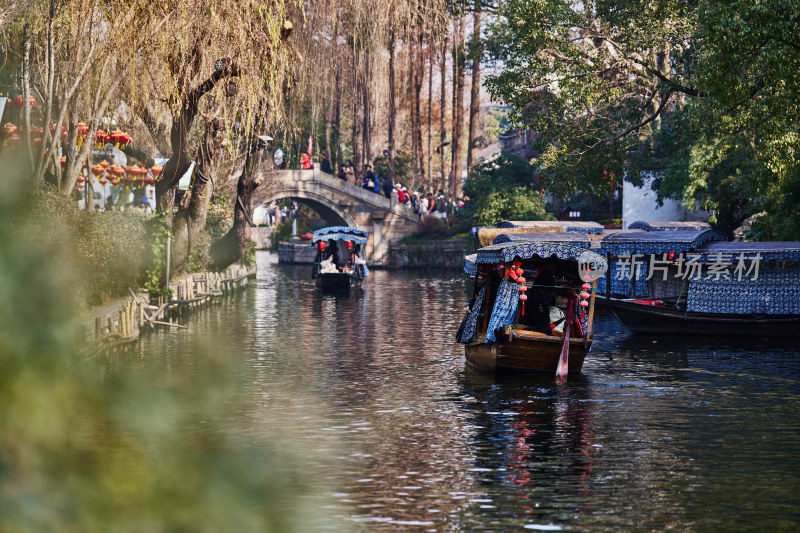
[
  {"xmin": 311, "ymin": 226, "xmax": 370, "ymax": 291},
  {"xmin": 458, "ymin": 236, "xmax": 608, "ymax": 375}
]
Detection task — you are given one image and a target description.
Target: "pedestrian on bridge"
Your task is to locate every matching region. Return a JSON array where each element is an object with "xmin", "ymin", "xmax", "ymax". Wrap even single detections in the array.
[{"xmin": 321, "ymin": 154, "xmax": 332, "ymax": 174}]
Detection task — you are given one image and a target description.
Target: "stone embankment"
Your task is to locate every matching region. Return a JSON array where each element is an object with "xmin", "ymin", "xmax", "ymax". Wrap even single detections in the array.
[
  {"xmin": 276, "ymin": 237, "xmax": 472, "ymax": 269},
  {"xmin": 76, "ymin": 262, "xmax": 253, "ymax": 358}
]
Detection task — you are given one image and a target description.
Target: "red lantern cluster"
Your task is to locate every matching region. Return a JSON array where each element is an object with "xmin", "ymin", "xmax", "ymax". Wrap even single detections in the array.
[
  {"xmin": 14, "ymin": 95, "xmax": 35, "ymax": 108},
  {"xmin": 505, "ymin": 260, "xmax": 528, "ymax": 316},
  {"xmin": 579, "ymin": 282, "xmax": 592, "ymax": 319}
]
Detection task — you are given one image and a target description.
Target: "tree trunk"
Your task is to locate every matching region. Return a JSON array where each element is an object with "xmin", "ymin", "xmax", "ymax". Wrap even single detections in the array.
[
  {"xmin": 412, "ymin": 29, "xmax": 424, "ymax": 189},
  {"xmin": 362, "ymin": 56, "xmax": 372, "ymax": 167},
  {"xmin": 333, "ymin": 60, "xmax": 342, "ymax": 171},
  {"xmin": 427, "ymin": 42, "xmax": 433, "ymax": 185},
  {"xmin": 210, "ymin": 132, "xmax": 261, "ymax": 270},
  {"xmin": 352, "ymin": 49, "xmax": 361, "ymax": 179},
  {"xmin": 388, "ymin": 37, "xmax": 396, "ymax": 181},
  {"xmin": 439, "ymin": 35, "xmax": 448, "ymax": 191},
  {"xmin": 171, "ymin": 119, "xmax": 221, "ymax": 270},
  {"xmin": 466, "ymin": 11, "xmax": 482, "ymax": 181},
  {"xmin": 450, "ymin": 17, "xmax": 465, "ymax": 198}
]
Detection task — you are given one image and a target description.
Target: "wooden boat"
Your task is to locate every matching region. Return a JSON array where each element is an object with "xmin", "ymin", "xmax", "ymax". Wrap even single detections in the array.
[
  {"xmin": 458, "ymin": 237, "xmax": 608, "ymax": 375},
  {"xmin": 598, "ymin": 238, "xmax": 800, "ymax": 337},
  {"xmin": 606, "ymin": 298, "xmax": 800, "ymax": 337},
  {"xmin": 310, "ymin": 226, "xmax": 370, "ymax": 291}
]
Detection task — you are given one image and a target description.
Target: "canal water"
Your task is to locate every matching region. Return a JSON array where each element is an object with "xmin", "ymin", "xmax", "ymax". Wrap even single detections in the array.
[{"xmin": 119, "ymin": 252, "xmax": 800, "ymax": 531}]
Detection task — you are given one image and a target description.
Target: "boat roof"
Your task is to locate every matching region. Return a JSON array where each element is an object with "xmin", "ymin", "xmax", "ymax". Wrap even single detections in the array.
[
  {"xmin": 696, "ymin": 240, "xmax": 800, "ymax": 262},
  {"xmin": 473, "ymin": 241, "xmax": 607, "ymax": 268},
  {"xmin": 311, "ymin": 226, "xmax": 368, "ymax": 245},
  {"xmin": 600, "ymin": 229, "xmax": 725, "ymax": 255},
  {"xmin": 628, "ymin": 221, "xmax": 712, "ymax": 231},
  {"xmin": 492, "ymin": 232, "xmax": 591, "ymax": 248},
  {"xmin": 464, "ymin": 253, "xmax": 477, "ymax": 276},
  {"xmin": 496, "ymin": 220, "xmax": 605, "ymax": 234}
]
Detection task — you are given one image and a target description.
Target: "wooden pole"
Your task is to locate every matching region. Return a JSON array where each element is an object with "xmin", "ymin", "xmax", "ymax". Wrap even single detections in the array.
[
  {"xmin": 556, "ymin": 293, "xmax": 574, "ymax": 380},
  {"xmin": 585, "ymin": 280, "xmax": 597, "ymax": 350}
]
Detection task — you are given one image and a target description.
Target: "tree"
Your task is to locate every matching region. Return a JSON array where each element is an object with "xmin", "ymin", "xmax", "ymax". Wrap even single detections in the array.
[{"xmin": 463, "ymin": 153, "xmax": 552, "ymax": 226}]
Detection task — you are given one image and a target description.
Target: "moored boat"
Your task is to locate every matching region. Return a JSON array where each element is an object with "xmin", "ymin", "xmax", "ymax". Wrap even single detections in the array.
[
  {"xmin": 599, "ymin": 236, "xmax": 800, "ymax": 337},
  {"xmin": 458, "ymin": 237, "xmax": 608, "ymax": 375},
  {"xmin": 311, "ymin": 226, "xmax": 370, "ymax": 291}
]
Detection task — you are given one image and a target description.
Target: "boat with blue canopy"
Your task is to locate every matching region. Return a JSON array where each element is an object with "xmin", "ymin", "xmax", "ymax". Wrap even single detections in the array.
[
  {"xmin": 627, "ymin": 221, "xmax": 712, "ymax": 232},
  {"xmin": 311, "ymin": 226, "xmax": 370, "ymax": 290},
  {"xmin": 599, "ymin": 234, "xmax": 800, "ymax": 337},
  {"xmin": 456, "ymin": 240, "xmax": 608, "ymax": 375}
]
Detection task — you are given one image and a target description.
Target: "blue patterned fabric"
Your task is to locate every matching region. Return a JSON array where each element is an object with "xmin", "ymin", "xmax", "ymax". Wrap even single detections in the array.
[
  {"xmin": 628, "ymin": 221, "xmax": 711, "ymax": 231},
  {"xmin": 474, "ymin": 242, "xmax": 607, "ymax": 271},
  {"xmin": 600, "ymin": 229, "xmax": 725, "ymax": 256},
  {"xmin": 312, "ymin": 226, "xmax": 368, "ymax": 244},
  {"xmin": 492, "ymin": 232, "xmax": 591, "ymax": 248},
  {"xmin": 458, "ymin": 285, "xmax": 486, "ymax": 344},
  {"xmin": 362, "ymin": 264, "xmax": 370, "ymax": 277},
  {"xmin": 485, "ymin": 280, "xmax": 520, "ymax": 344},
  {"xmin": 464, "ymin": 254, "xmax": 477, "ymax": 276},
  {"xmin": 596, "ymin": 262, "xmax": 649, "ymax": 297},
  {"xmin": 696, "ymin": 241, "xmax": 800, "ymax": 262},
  {"xmin": 687, "ymin": 268, "xmax": 800, "ymax": 314}
]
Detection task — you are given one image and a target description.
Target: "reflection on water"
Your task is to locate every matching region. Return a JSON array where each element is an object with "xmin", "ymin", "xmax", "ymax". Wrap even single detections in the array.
[{"xmin": 118, "ymin": 252, "xmax": 800, "ymax": 531}]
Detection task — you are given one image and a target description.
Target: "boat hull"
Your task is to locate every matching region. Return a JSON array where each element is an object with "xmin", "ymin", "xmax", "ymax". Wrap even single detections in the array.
[
  {"xmin": 607, "ymin": 298, "xmax": 800, "ymax": 337},
  {"xmin": 465, "ymin": 332, "xmax": 590, "ymax": 374},
  {"xmin": 315, "ymin": 272, "xmax": 354, "ymax": 291}
]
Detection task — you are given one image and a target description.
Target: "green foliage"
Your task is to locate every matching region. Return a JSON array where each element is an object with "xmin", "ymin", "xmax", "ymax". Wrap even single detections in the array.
[
  {"xmin": 143, "ymin": 213, "xmax": 173, "ymax": 298},
  {"xmin": 268, "ymin": 220, "xmax": 295, "ymax": 251},
  {"xmin": 0, "ymin": 177, "xmax": 330, "ymax": 533},
  {"xmin": 372, "ymin": 150, "xmax": 415, "ymax": 186},
  {"xmin": 242, "ymin": 239, "xmax": 256, "ymax": 268},
  {"xmin": 206, "ymin": 191, "xmax": 235, "ymax": 239},
  {"xmin": 484, "ymin": 0, "xmax": 800, "ymax": 238},
  {"xmin": 27, "ymin": 185, "xmax": 151, "ymax": 306},
  {"xmin": 463, "ymin": 153, "xmax": 554, "ymax": 226}
]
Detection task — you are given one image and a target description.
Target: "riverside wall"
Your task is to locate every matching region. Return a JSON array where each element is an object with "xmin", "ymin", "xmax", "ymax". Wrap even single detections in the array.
[{"xmin": 277, "ymin": 237, "xmax": 472, "ymax": 270}]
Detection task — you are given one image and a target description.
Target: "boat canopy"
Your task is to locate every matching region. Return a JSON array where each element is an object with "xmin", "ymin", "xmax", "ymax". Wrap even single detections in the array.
[
  {"xmin": 600, "ymin": 229, "xmax": 725, "ymax": 256},
  {"xmin": 492, "ymin": 232, "xmax": 591, "ymax": 248},
  {"xmin": 464, "ymin": 253, "xmax": 477, "ymax": 276},
  {"xmin": 496, "ymin": 220, "xmax": 605, "ymax": 234},
  {"xmin": 696, "ymin": 241, "xmax": 800, "ymax": 262},
  {"xmin": 473, "ymin": 241, "xmax": 607, "ymax": 270},
  {"xmin": 311, "ymin": 226, "xmax": 368, "ymax": 245},
  {"xmin": 628, "ymin": 221, "xmax": 712, "ymax": 232}
]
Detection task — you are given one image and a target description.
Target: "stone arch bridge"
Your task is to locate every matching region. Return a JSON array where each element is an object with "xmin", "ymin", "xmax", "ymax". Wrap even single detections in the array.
[{"xmin": 265, "ymin": 168, "xmax": 420, "ymax": 266}]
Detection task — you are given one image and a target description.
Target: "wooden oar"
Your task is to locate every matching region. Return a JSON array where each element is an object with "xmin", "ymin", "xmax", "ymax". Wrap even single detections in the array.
[{"xmin": 556, "ymin": 293, "xmax": 574, "ymax": 380}]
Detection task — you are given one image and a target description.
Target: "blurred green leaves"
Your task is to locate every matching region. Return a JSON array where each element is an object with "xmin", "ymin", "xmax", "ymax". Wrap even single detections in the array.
[{"xmin": 0, "ymin": 172, "xmax": 334, "ymax": 532}]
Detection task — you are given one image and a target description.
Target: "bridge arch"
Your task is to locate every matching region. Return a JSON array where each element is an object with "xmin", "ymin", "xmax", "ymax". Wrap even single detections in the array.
[{"xmin": 266, "ymin": 189, "xmax": 357, "ymax": 228}]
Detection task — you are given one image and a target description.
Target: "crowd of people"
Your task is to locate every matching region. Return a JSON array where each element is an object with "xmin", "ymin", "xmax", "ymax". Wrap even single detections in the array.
[{"xmin": 334, "ymin": 160, "xmax": 470, "ymax": 219}]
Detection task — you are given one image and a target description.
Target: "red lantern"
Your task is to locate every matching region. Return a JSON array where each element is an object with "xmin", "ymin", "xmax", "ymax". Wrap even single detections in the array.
[
  {"xmin": 77, "ymin": 182, "xmax": 85, "ymax": 190},
  {"xmin": 345, "ymin": 241, "xmax": 353, "ymax": 249},
  {"xmin": 120, "ymin": 132, "xmax": 132, "ymax": 150},
  {"xmin": 95, "ymin": 131, "xmax": 109, "ymax": 148},
  {"xmin": 77, "ymin": 175, "xmax": 86, "ymax": 183},
  {"xmin": 100, "ymin": 160, "xmax": 110, "ymax": 168},
  {"xmin": 77, "ymin": 122, "xmax": 90, "ymax": 137},
  {"xmin": 98, "ymin": 176, "xmax": 108, "ymax": 185},
  {"xmin": 318, "ymin": 241, "xmax": 326, "ymax": 251},
  {"xmin": 582, "ymin": 283, "xmax": 591, "ymax": 291},
  {"xmin": 91, "ymin": 164, "xmax": 105, "ymax": 176},
  {"xmin": 60, "ymin": 156, "xmax": 66, "ymax": 167},
  {"xmin": 517, "ymin": 276, "xmax": 526, "ymax": 284},
  {"xmin": 7, "ymin": 134, "xmax": 20, "ymax": 145},
  {"xmin": 580, "ymin": 300, "xmax": 589, "ymax": 308},
  {"xmin": 151, "ymin": 164, "xmax": 163, "ymax": 176},
  {"xmin": 580, "ymin": 291, "xmax": 591, "ymax": 300}
]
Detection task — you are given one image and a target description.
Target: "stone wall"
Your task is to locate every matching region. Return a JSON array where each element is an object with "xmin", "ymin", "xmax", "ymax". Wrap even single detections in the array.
[
  {"xmin": 277, "ymin": 237, "xmax": 472, "ymax": 270},
  {"xmin": 386, "ymin": 238, "xmax": 472, "ymax": 269}
]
